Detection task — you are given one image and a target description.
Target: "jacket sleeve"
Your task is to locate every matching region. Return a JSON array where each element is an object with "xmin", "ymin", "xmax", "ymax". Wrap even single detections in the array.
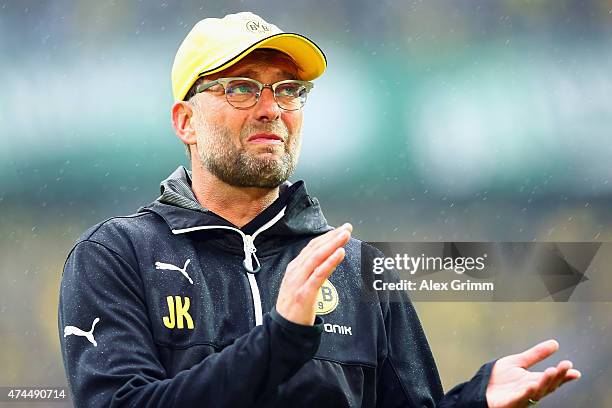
[
  {"xmin": 366, "ymin": 246, "xmax": 494, "ymax": 407},
  {"xmin": 58, "ymin": 239, "xmax": 323, "ymax": 408},
  {"xmin": 437, "ymin": 361, "xmax": 495, "ymax": 408},
  {"xmin": 375, "ymin": 295, "xmax": 494, "ymax": 407}
]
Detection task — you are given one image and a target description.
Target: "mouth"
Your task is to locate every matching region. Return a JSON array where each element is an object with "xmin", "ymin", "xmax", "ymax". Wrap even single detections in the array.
[{"xmin": 246, "ymin": 133, "xmax": 284, "ymax": 145}]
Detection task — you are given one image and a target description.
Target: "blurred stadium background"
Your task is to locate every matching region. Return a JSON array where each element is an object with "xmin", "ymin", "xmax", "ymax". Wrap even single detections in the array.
[{"xmin": 1, "ymin": 1, "xmax": 611, "ymax": 406}]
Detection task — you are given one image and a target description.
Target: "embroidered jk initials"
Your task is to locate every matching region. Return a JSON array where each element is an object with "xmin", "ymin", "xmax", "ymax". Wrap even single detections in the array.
[{"xmin": 162, "ymin": 296, "xmax": 194, "ymax": 329}]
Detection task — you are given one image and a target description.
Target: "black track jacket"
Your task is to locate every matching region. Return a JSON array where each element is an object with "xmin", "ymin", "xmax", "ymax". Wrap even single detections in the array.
[{"xmin": 58, "ymin": 167, "xmax": 493, "ymax": 407}]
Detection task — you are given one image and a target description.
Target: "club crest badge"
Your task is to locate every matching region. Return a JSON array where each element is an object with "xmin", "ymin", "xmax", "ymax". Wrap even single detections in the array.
[{"xmin": 315, "ymin": 279, "xmax": 339, "ymax": 315}]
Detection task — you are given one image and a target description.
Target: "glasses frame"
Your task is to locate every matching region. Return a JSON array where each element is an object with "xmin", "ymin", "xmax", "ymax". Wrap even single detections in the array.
[{"xmin": 194, "ymin": 77, "xmax": 314, "ymax": 111}]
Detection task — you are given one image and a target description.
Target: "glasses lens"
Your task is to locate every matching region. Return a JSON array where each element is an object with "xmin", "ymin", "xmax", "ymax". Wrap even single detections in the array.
[
  {"xmin": 225, "ymin": 79, "xmax": 259, "ymax": 108},
  {"xmin": 275, "ymin": 82, "xmax": 309, "ymax": 110}
]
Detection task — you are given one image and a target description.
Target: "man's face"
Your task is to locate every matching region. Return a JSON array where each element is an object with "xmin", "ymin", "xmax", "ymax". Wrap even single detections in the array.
[{"xmin": 189, "ymin": 52, "xmax": 303, "ymax": 188}]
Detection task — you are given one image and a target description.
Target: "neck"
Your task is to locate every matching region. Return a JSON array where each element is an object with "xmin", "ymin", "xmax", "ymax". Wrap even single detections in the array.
[{"xmin": 191, "ymin": 163, "xmax": 280, "ymax": 228}]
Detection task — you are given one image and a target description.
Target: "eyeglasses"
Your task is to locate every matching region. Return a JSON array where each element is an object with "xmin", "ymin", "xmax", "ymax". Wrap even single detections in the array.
[{"xmin": 194, "ymin": 77, "xmax": 314, "ymax": 111}]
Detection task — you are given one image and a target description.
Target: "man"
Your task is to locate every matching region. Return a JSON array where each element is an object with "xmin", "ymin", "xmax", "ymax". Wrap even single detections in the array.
[{"xmin": 58, "ymin": 12, "xmax": 580, "ymax": 407}]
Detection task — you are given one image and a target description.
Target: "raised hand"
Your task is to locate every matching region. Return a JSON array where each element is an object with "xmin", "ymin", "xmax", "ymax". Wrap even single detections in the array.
[
  {"xmin": 486, "ymin": 340, "xmax": 581, "ymax": 407},
  {"xmin": 275, "ymin": 223, "xmax": 352, "ymax": 326}
]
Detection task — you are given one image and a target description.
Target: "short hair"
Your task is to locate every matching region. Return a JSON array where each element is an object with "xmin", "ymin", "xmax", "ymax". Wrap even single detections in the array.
[{"xmin": 182, "ymin": 48, "xmax": 300, "ymax": 160}]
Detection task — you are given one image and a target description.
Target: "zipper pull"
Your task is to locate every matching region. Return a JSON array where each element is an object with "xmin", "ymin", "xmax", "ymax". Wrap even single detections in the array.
[{"xmin": 242, "ymin": 235, "xmax": 260, "ymax": 273}]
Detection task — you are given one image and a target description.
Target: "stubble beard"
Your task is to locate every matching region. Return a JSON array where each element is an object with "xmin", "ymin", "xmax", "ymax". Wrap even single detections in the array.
[{"xmin": 196, "ymin": 120, "xmax": 300, "ymax": 188}]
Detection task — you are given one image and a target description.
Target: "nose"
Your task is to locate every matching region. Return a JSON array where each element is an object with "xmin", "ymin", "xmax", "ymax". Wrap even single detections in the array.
[{"xmin": 252, "ymin": 87, "xmax": 281, "ymax": 122}]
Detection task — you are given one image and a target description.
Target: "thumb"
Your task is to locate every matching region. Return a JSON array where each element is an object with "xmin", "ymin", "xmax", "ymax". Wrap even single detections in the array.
[{"xmin": 508, "ymin": 339, "xmax": 559, "ymax": 369}]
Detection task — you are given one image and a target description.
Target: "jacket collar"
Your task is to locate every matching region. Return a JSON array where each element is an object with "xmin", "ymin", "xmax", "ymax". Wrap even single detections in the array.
[{"xmin": 139, "ymin": 166, "xmax": 332, "ymax": 238}]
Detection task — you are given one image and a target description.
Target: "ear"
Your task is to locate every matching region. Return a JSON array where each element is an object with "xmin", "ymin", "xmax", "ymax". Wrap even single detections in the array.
[{"xmin": 171, "ymin": 101, "xmax": 198, "ymax": 146}]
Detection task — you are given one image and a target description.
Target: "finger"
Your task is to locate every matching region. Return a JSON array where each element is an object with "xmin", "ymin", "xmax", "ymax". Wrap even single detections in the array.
[
  {"xmin": 285, "ymin": 224, "xmax": 351, "ymax": 292},
  {"xmin": 292, "ymin": 224, "xmax": 352, "ymax": 271},
  {"xmin": 304, "ymin": 247, "xmax": 346, "ymax": 295},
  {"xmin": 537, "ymin": 368, "xmax": 581, "ymax": 395},
  {"xmin": 338, "ymin": 222, "xmax": 353, "ymax": 233},
  {"xmin": 298, "ymin": 230, "xmax": 350, "ymax": 280},
  {"xmin": 546, "ymin": 361, "xmax": 572, "ymax": 394},
  {"xmin": 309, "ymin": 224, "xmax": 352, "ymax": 253},
  {"xmin": 518, "ymin": 381, "xmax": 540, "ymax": 405},
  {"xmin": 560, "ymin": 369, "xmax": 581, "ymax": 385},
  {"xmin": 510, "ymin": 339, "xmax": 559, "ymax": 369},
  {"xmin": 287, "ymin": 227, "xmax": 346, "ymax": 276},
  {"xmin": 305, "ymin": 228, "xmax": 351, "ymax": 267},
  {"xmin": 533, "ymin": 367, "xmax": 557, "ymax": 401},
  {"xmin": 310, "ymin": 247, "xmax": 346, "ymax": 285},
  {"xmin": 312, "ymin": 224, "xmax": 351, "ymax": 253}
]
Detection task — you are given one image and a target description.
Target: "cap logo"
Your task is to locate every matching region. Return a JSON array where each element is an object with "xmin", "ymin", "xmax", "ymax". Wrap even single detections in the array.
[{"xmin": 245, "ymin": 20, "xmax": 271, "ymax": 34}]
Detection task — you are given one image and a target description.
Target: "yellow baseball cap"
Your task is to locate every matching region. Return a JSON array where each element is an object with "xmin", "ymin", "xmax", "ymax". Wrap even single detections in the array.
[{"xmin": 172, "ymin": 12, "xmax": 327, "ymax": 101}]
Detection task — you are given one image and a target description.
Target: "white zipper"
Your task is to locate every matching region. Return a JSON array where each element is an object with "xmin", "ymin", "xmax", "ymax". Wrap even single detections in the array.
[
  {"xmin": 171, "ymin": 206, "xmax": 287, "ymax": 326},
  {"xmin": 247, "ymin": 273, "xmax": 263, "ymax": 326}
]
